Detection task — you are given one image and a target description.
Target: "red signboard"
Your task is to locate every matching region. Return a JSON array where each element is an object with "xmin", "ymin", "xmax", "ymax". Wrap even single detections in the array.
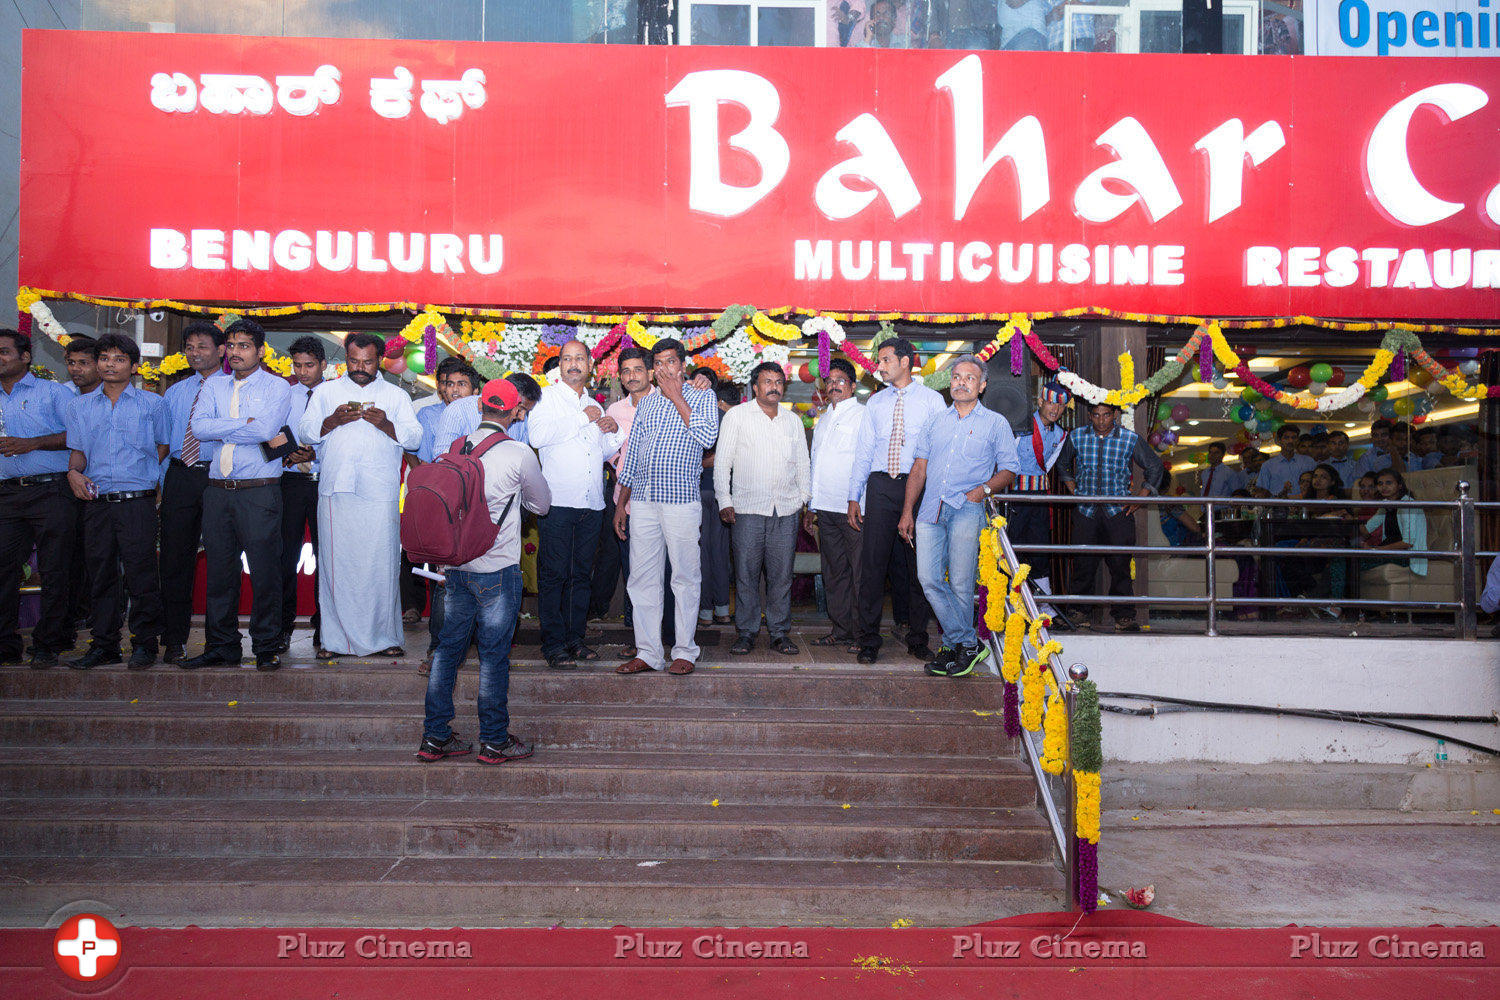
[{"xmin": 19, "ymin": 30, "xmax": 1500, "ymax": 319}]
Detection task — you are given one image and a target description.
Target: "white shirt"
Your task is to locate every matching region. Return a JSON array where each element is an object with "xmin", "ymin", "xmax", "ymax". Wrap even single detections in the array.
[
  {"xmin": 713, "ymin": 399, "xmax": 811, "ymax": 517},
  {"xmin": 524, "ymin": 380, "xmax": 625, "ymax": 511},
  {"xmin": 810, "ymin": 396, "xmax": 865, "ymax": 513},
  {"xmin": 297, "ymin": 374, "xmax": 423, "ymax": 499},
  {"xmin": 456, "ymin": 427, "xmax": 551, "ymax": 573}
]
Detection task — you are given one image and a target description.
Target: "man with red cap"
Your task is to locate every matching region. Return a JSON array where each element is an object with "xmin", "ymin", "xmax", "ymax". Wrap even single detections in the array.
[{"xmin": 419, "ymin": 378, "xmax": 550, "ymax": 765}]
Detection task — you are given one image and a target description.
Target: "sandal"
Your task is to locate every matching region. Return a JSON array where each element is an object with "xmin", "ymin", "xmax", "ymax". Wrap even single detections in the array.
[
  {"xmin": 810, "ymin": 634, "xmax": 850, "ymax": 647},
  {"xmin": 378, "ymin": 646, "xmax": 407, "ymax": 657},
  {"xmin": 616, "ymin": 658, "xmax": 653, "ymax": 674},
  {"xmin": 772, "ymin": 637, "xmax": 800, "ymax": 655},
  {"xmin": 570, "ymin": 643, "xmax": 601, "ymax": 661},
  {"xmin": 668, "ymin": 659, "xmax": 695, "ymax": 675},
  {"xmin": 315, "ymin": 647, "xmax": 338, "ymax": 661}
]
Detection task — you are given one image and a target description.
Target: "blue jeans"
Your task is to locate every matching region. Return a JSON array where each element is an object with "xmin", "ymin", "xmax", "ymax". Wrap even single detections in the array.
[
  {"xmin": 423, "ymin": 565, "xmax": 522, "ymax": 745},
  {"xmin": 915, "ymin": 500, "xmax": 985, "ymax": 650}
]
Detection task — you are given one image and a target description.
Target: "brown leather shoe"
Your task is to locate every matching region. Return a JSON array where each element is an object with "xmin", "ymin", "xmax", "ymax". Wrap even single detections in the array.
[
  {"xmin": 667, "ymin": 658, "xmax": 695, "ymax": 675},
  {"xmin": 616, "ymin": 657, "xmax": 653, "ymax": 674}
]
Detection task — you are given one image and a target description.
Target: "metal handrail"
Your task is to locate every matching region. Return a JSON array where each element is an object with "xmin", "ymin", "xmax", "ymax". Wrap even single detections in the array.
[
  {"xmin": 999, "ymin": 481, "xmax": 1487, "ymax": 639},
  {"xmin": 981, "ymin": 497, "xmax": 1081, "ymax": 910}
]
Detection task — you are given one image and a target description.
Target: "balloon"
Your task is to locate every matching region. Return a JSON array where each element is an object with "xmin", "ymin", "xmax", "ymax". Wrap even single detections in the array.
[
  {"xmin": 1326, "ymin": 366, "xmax": 1347, "ymax": 388},
  {"xmin": 1378, "ymin": 401, "xmax": 1398, "ymax": 418},
  {"xmin": 1243, "ymin": 419, "xmax": 1258, "ymax": 432},
  {"xmin": 1211, "ymin": 376, "xmax": 1228, "ymax": 390},
  {"xmin": 1254, "ymin": 407, "xmax": 1272, "ymax": 421},
  {"xmin": 1408, "ymin": 368, "xmax": 1433, "ymax": 389},
  {"xmin": 1235, "ymin": 404, "xmax": 1254, "ymax": 422},
  {"xmin": 385, "ymin": 356, "xmax": 407, "ymax": 375},
  {"xmin": 1156, "ymin": 401, "xmax": 1173, "ymax": 421},
  {"xmin": 1149, "ymin": 432, "xmax": 1164, "ymax": 448},
  {"xmin": 800, "ymin": 415, "xmax": 815, "ymax": 429},
  {"xmin": 1256, "ymin": 418, "xmax": 1275, "ymax": 432},
  {"xmin": 1392, "ymin": 396, "xmax": 1415, "ymax": 416},
  {"xmin": 1161, "ymin": 430, "xmax": 1178, "ymax": 445},
  {"xmin": 1190, "ymin": 451, "xmax": 1207, "ymax": 464},
  {"xmin": 1170, "ymin": 403, "xmax": 1190, "ymax": 422},
  {"xmin": 1459, "ymin": 360, "xmax": 1481, "ymax": 376},
  {"xmin": 1412, "ymin": 414, "xmax": 1427, "ymax": 424},
  {"xmin": 404, "ymin": 344, "xmax": 427, "ymax": 376},
  {"xmin": 383, "ymin": 336, "xmax": 407, "ymax": 360},
  {"xmin": 1286, "ymin": 366, "xmax": 1311, "ymax": 390},
  {"xmin": 1229, "ymin": 440, "xmax": 1247, "ymax": 454},
  {"xmin": 1309, "ymin": 363, "xmax": 1333, "ymax": 384},
  {"xmin": 798, "ymin": 363, "xmax": 815, "ymax": 383},
  {"xmin": 1368, "ymin": 384, "xmax": 1388, "ymax": 402},
  {"xmin": 1241, "ymin": 387, "xmax": 1262, "ymax": 404},
  {"xmin": 1308, "ymin": 382, "xmax": 1326, "ymax": 397}
]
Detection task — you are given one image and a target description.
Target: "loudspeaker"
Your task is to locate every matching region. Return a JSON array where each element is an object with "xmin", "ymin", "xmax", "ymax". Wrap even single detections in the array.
[{"xmin": 982, "ymin": 356, "xmax": 1033, "ymax": 429}]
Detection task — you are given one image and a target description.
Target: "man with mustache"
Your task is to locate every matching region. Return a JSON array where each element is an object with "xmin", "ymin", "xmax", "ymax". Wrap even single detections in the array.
[
  {"xmin": 298, "ymin": 332, "xmax": 423, "ymax": 659},
  {"xmin": 525, "ymin": 339, "xmax": 624, "ymax": 670},
  {"xmin": 714, "ymin": 361, "xmax": 811, "ymax": 656}
]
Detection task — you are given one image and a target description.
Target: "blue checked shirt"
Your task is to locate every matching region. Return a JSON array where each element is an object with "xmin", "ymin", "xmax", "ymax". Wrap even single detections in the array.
[
  {"xmin": 65, "ymin": 384, "xmax": 168, "ymax": 492},
  {"xmin": 0, "ymin": 373, "xmax": 73, "ymax": 477},
  {"xmin": 618, "ymin": 385, "xmax": 719, "ymax": 505},
  {"xmin": 913, "ymin": 404, "xmax": 1019, "ymax": 523},
  {"xmin": 1061, "ymin": 423, "xmax": 1164, "ymax": 517}
]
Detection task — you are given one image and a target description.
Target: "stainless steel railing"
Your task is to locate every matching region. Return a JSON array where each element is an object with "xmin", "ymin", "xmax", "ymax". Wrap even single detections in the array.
[{"xmin": 999, "ymin": 482, "xmax": 1496, "ymax": 639}]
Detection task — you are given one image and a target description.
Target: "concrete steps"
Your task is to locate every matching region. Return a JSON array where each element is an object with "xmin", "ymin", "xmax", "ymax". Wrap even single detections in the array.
[{"xmin": 0, "ymin": 657, "xmax": 1063, "ymax": 926}]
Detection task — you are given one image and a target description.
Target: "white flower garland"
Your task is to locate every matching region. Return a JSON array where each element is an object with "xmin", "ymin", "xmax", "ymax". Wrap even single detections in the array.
[
  {"xmin": 28, "ymin": 301, "xmax": 69, "ymax": 343},
  {"xmin": 716, "ymin": 327, "xmax": 758, "ymax": 384}
]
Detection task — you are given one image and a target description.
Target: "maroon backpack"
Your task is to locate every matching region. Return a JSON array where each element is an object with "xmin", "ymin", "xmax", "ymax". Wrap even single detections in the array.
[{"xmin": 400, "ymin": 429, "xmax": 516, "ymax": 566}]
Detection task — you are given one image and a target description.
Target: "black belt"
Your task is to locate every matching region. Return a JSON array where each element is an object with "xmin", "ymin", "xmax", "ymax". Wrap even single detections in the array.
[
  {"xmin": 282, "ymin": 471, "xmax": 318, "ymax": 482},
  {"xmin": 169, "ymin": 458, "xmax": 210, "ymax": 470},
  {"xmin": 0, "ymin": 473, "xmax": 67, "ymax": 488},
  {"xmin": 872, "ymin": 471, "xmax": 908, "ymax": 481},
  {"xmin": 206, "ymin": 477, "xmax": 279, "ymax": 490},
  {"xmin": 96, "ymin": 489, "xmax": 156, "ymax": 503}
]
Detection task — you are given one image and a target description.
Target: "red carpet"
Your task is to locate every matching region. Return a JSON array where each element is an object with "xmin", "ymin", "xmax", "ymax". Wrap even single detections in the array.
[{"xmin": 6, "ymin": 911, "xmax": 1496, "ymax": 998}]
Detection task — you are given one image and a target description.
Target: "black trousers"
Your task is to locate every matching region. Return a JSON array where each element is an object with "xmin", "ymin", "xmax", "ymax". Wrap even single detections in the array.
[
  {"xmin": 817, "ymin": 510, "xmax": 861, "ymax": 641},
  {"xmin": 280, "ymin": 474, "xmax": 320, "ymax": 642},
  {"xmin": 202, "ymin": 482, "xmax": 283, "ymax": 657},
  {"xmin": 590, "ymin": 470, "xmax": 623, "ymax": 618},
  {"xmin": 158, "ymin": 460, "xmax": 210, "ymax": 648},
  {"xmin": 67, "ymin": 503, "xmax": 91, "ymax": 629},
  {"xmin": 1005, "ymin": 499, "xmax": 1054, "ymax": 581},
  {"xmin": 82, "ymin": 496, "xmax": 164, "ymax": 650},
  {"xmin": 537, "ymin": 505, "xmax": 602, "ymax": 659},
  {"xmin": 1067, "ymin": 508, "xmax": 1138, "ymax": 623},
  {"xmin": 699, "ymin": 488, "xmax": 732, "ymax": 613},
  {"xmin": 855, "ymin": 472, "xmax": 930, "ymax": 650},
  {"xmin": 0, "ymin": 479, "xmax": 77, "ymax": 657}
]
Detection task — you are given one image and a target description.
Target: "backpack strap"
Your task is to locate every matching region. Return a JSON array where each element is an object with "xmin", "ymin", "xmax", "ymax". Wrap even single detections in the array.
[{"xmin": 454, "ymin": 427, "xmax": 512, "ymax": 457}]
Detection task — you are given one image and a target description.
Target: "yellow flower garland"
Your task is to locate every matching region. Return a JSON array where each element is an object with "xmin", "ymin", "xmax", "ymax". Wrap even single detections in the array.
[
  {"xmin": 1021, "ymin": 656, "xmax": 1045, "ymax": 731},
  {"xmin": 1040, "ymin": 674, "xmax": 1067, "ymax": 775},
  {"xmin": 978, "ymin": 528, "xmax": 1008, "ymax": 633},
  {"xmin": 1001, "ymin": 609, "xmax": 1026, "ymax": 684},
  {"xmin": 1075, "ymin": 771, "xmax": 1101, "ymax": 843},
  {"xmin": 750, "ymin": 311, "xmax": 802, "ymax": 343},
  {"xmin": 399, "ymin": 308, "xmax": 450, "ymax": 344}
]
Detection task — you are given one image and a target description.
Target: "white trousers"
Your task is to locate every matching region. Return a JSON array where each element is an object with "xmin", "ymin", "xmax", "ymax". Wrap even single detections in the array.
[
  {"xmin": 627, "ymin": 500, "xmax": 702, "ymax": 669},
  {"xmin": 316, "ymin": 492, "xmax": 404, "ymax": 656}
]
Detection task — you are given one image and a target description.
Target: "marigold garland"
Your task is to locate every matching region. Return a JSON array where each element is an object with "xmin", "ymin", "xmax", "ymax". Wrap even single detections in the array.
[
  {"xmin": 1020, "ymin": 656, "xmax": 1046, "ymax": 732},
  {"xmin": 1040, "ymin": 674, "xmax": 1068, "ymax": 775},
  {"xmin": 1001, "ymin": 609, "xmax": 1026, "ymax": 685}
]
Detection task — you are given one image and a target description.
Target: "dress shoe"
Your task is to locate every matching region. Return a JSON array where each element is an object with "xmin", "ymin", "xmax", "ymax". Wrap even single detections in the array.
[
  {"xmin": 180, "ymin": 651, "xmax": 242, "ymax": 670},
  {"xmin": 856, "ymin": 647, "xmax": 878, "ymax": 664},
  {"xmin": 66, "ymin": 647, "xmax": 122, "ymax": 671},
  {"xmin": 27, "ymin": 649, "xmax": 59, "ymax": 670},
  {"xmin": 907, "ymin": 643, "xmax": 935, "ymax": 662},
  {"xmin": 127, "ymin": 644, "xmax": 157, "ymax": 671},
  {"xmin": 162, "ymin": 644, "xmax": 186, "ymax": 665},
  {"xmin": 272, "ymin": 632, "xmax": 292, "ymax": 655},
  {"xmin": 256, "ymin": 653, "xmax": 282, "ymax": 672}
]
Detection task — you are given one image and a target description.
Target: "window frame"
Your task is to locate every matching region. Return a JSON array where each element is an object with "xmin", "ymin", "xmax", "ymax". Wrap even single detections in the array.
[{"xmin": 680, "ymin": 0, "xmax": 829, "ymax": 47}]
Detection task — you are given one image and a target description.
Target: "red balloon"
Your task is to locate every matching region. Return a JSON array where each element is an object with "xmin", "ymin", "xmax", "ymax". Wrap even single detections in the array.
[
  {"xmin": 798, "ymin": 363, "xmax": 815, "ymax": 383},
  {"xmin": 1286, "ymin": 365, "xmax": 1311, "ymax": 389},
  {"xmin": 1326, "ymin": 366, "xmax": 1347, "ymax": 388},
  {"xmin": 383, "ymin": 335, "xmax": 407, "ymax": 360}
]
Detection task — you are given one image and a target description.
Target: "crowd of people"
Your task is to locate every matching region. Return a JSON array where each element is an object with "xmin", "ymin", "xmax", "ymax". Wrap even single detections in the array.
[{"xmin": 1, "ymin": 321, "xmax": 1491, "ymax": 762}]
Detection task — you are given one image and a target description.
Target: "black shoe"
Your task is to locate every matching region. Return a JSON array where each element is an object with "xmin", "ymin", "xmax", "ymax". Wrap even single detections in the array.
[
  {"xmin": 923, "ymin": 646, "xmax": 956, "ymax": 677},
  {"xmin": 127, "ymin": 644, "xmax": 157, "ymax": 671},
  {"xmin": 255, "ymin": 653, "xmax": 281, "ymax": 672},
  {"xmin": 27, "ymin": 649, "xmax": 58, "ymax": 670},
  {"xmin": 416, "ymin": 732, "xmax": 473, "ymax": 761},
  {"xmin": 476, "ymin": 734, "xmax": 533, "ymax": 764},
  {"xmin": 180, "ymin": 651, "xmax": 242, "ymax": 670},
  {"xmin": 948, "ymin": 644, "xmax": 988, "ymax": 678},
  {"xmin": 856, "ymin": 646, "xmax": 878, "ymax": 664},
  {"xmin": 730, "ymin": 634, "xmax": 755, "ymax": 655},
  {"xmin": 545, "ymin": 656, "xmax": 578, "ymax": 671},
  {"xmin": 162, "ymin": 644, "xmax": 185, "ymax": 665},
  {"xmin": 66, "ymin": 647, "xmax": 122, "ymax": 671},
  {"xmin": 272, "ymin": 632, "xmax": 292, "ymax": 655},
  {"xmin": 907, "ymin": 643, "xmax": 935, "ymax": 662},
  {"xmin": 1113, "ymin": 619, "xmax": 1142, "ymax": 634}
]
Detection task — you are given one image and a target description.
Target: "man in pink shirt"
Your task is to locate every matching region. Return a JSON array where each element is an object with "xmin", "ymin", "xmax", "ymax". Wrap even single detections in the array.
[{"xmin": 590, "ymin": 347, "xmax": 653, "ymax": 622}]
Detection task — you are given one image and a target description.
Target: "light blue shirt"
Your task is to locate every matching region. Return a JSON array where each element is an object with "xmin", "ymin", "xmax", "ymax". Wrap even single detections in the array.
[
  {"xmin": 161, "ymin": 371, "xmax": 223, "ymax": 465},
  {"xmin": 0, "ymin": 373, "xmax": 73, "ymax": 477},
  {"xmin": 1013, "ymin": 412, "xmax": 1069, "ymax": 479},
  {"xmin": 1326, "ymin": 455, "xmax": 1364, "ymax": 491},
  {"xmin": 1199, "ymin": 463, "xmax": 1248, "ymax": 497},
  {"xmin": 191, "ymin": 367, "xmax": 293, "ymax": 481},
  {"xmin": 1480, "ymin": 557, "xmax": 1500, "ymax": 615},
  {"xmin": 1355, "ymin": 447, "xmax": 1396, "ymax": 480},
  {"xmin": 847, "ymin": 380, "xmax": 946, "ymax": 503},
  {"xmin": 434, "ymin": 395, "xmax": 529, "ymax": 453},
  {"xmin": 65, "ymin": 384, "xmax": 167, "ymax": 492},
  {"xmin": 913, "ymin": 403, "xmax": 1019, "ymax": 523},
  {"xmin": 1255, "ymin": 453, "xmax": 1315, "ymax": 496},
  {"xmin": 285, "ymin": 380, "xmax": 323, "ymax": 475},
  {"xmin": 414, "ymin": 402, "xmax": 444, "ymax": 462}
]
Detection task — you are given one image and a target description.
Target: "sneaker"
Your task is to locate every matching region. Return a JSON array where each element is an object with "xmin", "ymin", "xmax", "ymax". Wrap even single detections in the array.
[
  {"xmin": 416, "ymin": 733, "xmax": 473, "ymax": 761},
  {"xmin": 923, "ymin": 647, "xmax": 955, "ymax": 677},
  {"xmin": 476, "ymin": 735, "xmax": 533, "ymax": 764},
  {"xmin": 948, "ymin": 644, "xmax": 989, "ymax": 678}
]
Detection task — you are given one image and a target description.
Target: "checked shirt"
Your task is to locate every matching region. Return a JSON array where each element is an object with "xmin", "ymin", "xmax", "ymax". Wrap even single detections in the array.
[{"xmin": 617, "ymin": 384, "xmax": 719, "ymax": 505}]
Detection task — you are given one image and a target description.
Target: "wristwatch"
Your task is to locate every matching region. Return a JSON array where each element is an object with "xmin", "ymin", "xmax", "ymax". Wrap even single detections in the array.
[{"xmin": 982, "ymin": 484, "xmax": 993, "ymax": 496}]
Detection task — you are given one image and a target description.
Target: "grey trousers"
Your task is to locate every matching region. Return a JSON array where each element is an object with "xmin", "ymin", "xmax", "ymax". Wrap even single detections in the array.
[
  {"xmin": 816, "ymin": 510, "xmax": 861, "ymax": 641},
  {"xmin": 731, "ymin": 512, "xmax": 799, "ymax": 639}
]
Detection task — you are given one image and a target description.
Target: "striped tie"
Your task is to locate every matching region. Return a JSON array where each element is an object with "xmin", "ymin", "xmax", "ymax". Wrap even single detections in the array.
[
  {"xmin": 181, "ymin": 379, "xmax": 204, "ymax": 465},
  {"xmin": 886, "ymin": 388, "xmax": 905, "ymax": 477}
]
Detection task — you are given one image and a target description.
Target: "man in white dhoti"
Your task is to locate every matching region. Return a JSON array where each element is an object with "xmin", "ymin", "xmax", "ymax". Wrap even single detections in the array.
[{"xmin": 298, "ymin": 332, "xmax": 423, "ymax": 658}]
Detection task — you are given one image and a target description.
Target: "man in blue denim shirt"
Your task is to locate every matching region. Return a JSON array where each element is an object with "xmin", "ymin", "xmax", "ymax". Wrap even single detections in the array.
[
  {"xmin": 0, "ymin": 328, "xmax": 77, "ymax": 667},
  {"xmin": 64, "ymin": 334, "xmax": 169, "ymax": 670},
  {"xmin": 898, "ymin": 356, "xmax": 1018, "ymax": 677}
]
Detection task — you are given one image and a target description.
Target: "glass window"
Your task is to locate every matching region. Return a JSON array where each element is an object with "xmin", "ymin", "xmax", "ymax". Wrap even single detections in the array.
[{"xmin": 683, "ymin": 1, "xmax": 827, "ymax": 46}]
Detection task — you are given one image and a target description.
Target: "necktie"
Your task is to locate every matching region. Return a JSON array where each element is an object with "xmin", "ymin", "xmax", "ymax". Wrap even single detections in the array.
[
  {"xmin": 182, "ymin": 379, "xmax": 205, "ymax": 465},
  {"xmin": 296, "ymin": 388, "xmax": 312, "ymax": 473},
  {"xmin": 887, "ymin": 388, "xmax": 905, "ymax": 477},
  {"xmin": 217, "ymin": 378, "xmax": 242, "ymax": 478},
  {"xmin": 1202, "ymin": 466, "xmax": 1215, "ymax": 496}
]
